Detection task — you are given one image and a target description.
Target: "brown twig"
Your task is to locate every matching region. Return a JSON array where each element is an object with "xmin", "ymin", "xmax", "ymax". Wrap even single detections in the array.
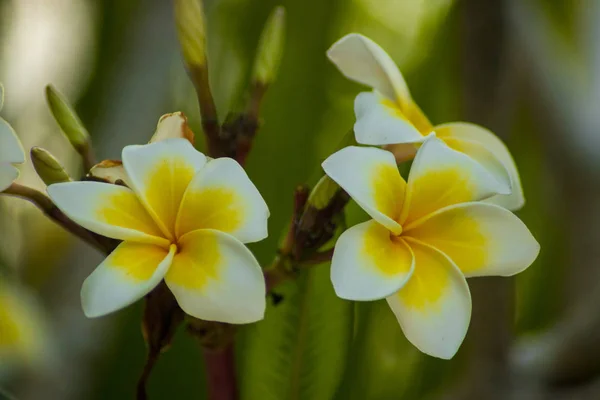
[
  {"xmin": 245, "ymin": 82, "xmax": 267, "ymax": 122},
  {"xmin": 3, "ymin": 183, "xmax": 116, "ymax": 254},
  {"xmin": 79, "ymin": 141, "xmax": 97, "ymax": 174},
  {"xmin": 300, "ymin": 248, "xmax": 335, "ymax": 265},
  {"xmin": 202, "ymin": 345, "xmax": 238, "ymax": 400},
  {"xmin": 136, "ymin": 351, "xmax": 158, "ymax": 400}
]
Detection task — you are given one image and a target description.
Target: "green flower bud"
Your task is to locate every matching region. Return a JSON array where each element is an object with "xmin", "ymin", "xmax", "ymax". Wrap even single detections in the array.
[
  {"xmin": 175, "ymin": 0, "xmax": 207, "ymax": 68},
  {"xmin": 252, "ymin": 6, "xmax": 286, "ymax": 85},
  {"xmin": 31, "ymin": 147, "xmax": 71, "ymax": 185},
  {"xmin": 308, "ymin": 175, "xmax": 340, "ymax": 210},
  {"xmin": 45, "ymin": 85, "xmax": 90, "ymax": 150}
]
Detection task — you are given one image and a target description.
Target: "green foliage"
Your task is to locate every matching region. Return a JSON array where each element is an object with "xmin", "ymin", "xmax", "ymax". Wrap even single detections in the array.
[
  {"xmin": 239, "ymin": 264, "xmax": 353, "ymax": 400},
  {"xmin": 337, "ymin": 301, "xmax": 423, "ymax": 400}
]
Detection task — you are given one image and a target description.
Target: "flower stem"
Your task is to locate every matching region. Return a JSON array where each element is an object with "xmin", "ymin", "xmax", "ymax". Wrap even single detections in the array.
[
  {"xmin": 79, "ymin": 141, "xmax": 97, "ymax": 174},
  {"xmin": 3, "ymin": 183, "xmax": 116, "ymax": 254},
  {"xmin": 136, "ymin": 350, "xmax": 158, "ymax": 400},
  {"xmin": 202, "ymin": 344, "xmax": 238, "ymax": 400},
  {"xmin": 189, "ymin": 64, "xmax": 222, "ymax": 157}
]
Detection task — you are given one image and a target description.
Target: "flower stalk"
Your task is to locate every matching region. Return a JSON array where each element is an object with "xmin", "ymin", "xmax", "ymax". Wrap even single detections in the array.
[
  {"xmin": 137, "ymin": 282, "xmax": 184, "ymax": 400},
  {"xmin": 175, "ymin": 0, "xmax": 222, "ymax": 156},
  {"xmin": 202, "ymin": 345, "xmax": 238, "ymax": 400},
  {"xmin": 3, "ymin": 183, "xmax": 115, "ymax": 253}
]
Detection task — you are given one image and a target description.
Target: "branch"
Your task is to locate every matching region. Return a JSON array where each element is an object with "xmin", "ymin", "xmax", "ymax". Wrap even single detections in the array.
[
  {"xmin": 79, "ymin": 141, "xmax": 97, "ymax": 174},
  {"xmin": 136, "ymin": 351, "xmax": 158, "ymax": 400},
  {"xmin": 2, "ymin": 183, "xmax": 116, "ymax": 254},
  {"xmin": 202, "ymin": 345, "xmax": 238, "ymax": 400}
]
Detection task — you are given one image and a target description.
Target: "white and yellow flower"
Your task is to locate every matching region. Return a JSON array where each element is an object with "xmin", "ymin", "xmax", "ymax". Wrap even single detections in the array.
[
  {"xmin": 322, "ymin": 137, "xmax": 539, "ymax": 359},
  {"xmin": 48, "ymin": 125, "xmax": 269, "ymax": 323},
  {"xmin": 0, "ymin": 281, "xmax": 50, "ymax": 373},
  {"xmin": 327, "ymin": 33, "xmax": 524, "ymax": 211},
  {"xmin": 0, "ymin": 84, "xmax": 25, "ymax": 192}
]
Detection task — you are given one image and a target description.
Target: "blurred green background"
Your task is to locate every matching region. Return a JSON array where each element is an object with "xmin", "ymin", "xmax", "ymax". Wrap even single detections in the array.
[{"xmin": 1, "ymin": 0, "xmax": 599, "ymax": 399}]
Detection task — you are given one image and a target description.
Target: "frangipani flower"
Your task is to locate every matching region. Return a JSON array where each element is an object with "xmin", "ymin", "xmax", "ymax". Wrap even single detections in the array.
[
  {"xmin": 322, "ymin": 137, "xmax": 539, "ymax": 359},
  {"xmin": 327, "ymin": 33, "xmax": 524, "ymax": 211},
  {"xmin": 0, "ymin": 84, "xmax": 25, "ymax": 192},
  {"xmin": 0, "ymin": 281, "xmax": 50, "ymax": 372},
  {"xmin": 48, "ymin": 136, "xmax": 269, "ymax": 323}
]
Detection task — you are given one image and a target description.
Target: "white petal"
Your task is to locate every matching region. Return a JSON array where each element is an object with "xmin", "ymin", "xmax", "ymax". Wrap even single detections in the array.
[
  {"xmin": 354, "ymin": 91, "xmax": 425, "ymax": 146},
  {"xmin": 436, "ymin": 122, "xmax": 525, "ymax": 211},
  {"xmin": 331, "ymin": 220, "xmax": 414, "ymax": 300},
  {"xmin": 441, "ymin": 137, "xmax": 510, "ymax": 189},
  {"xmin": 176, "ymin": 157, "xmax": 269, "ymax": 243},
  {"xmin": 401, "ymin": 136, "xmax": 510, "ymax": 226},
  {"xmin": 48, "ymin": 181, "xmax": 169, "ymax": 246},
  {"xmin": 165, "ymin": 229, "xmax": 266, "ymax": 324},
  {"xmin": 387, "ymin": 239, "xmax": 471, "ymax": 359},
  {"xmin": 0, "ymin": 163, "xmax": 18, "ymax": 192},
  {"xmin": 0, "ymin": 118, "xmax": 25, "ymax": 164},
  {"xmin": 322, "ymin": 146, "xmax": 405, "ymax": 234},
  {"xmin": 149, "ymin": 112, "xmax": 195, "ymax": 144},
  {"xmin": 122, "ymin": 138, "xmax": 207, "ymax": 239},
  {"xmin": 404, "ymin": 202, "xmax": 540, "ymax": 277},
  {"xmin": 327, "ymin": 33, "xmax": 411, "ymax": 104},
  {"xmin": 81, "ymin": 242, "xmax": 175, "ymax": 318}
]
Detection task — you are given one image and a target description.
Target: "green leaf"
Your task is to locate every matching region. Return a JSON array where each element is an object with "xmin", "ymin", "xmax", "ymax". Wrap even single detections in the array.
[
  {"xmin": 336, "ymin": 301, "xmax": 424, "ymax": 400},
  {"xmin": 238, "ymin": 264, "xmax": 353, "ymax": 400}
]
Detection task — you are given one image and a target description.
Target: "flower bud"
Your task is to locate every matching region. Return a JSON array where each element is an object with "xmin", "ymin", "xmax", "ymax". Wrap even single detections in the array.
[
  {"xmin": 307, "ymin": 175, "xmax": 339, "ymax": 210},
  {"xmin": 45, "ymin": 85, "xmax": 90, "ymax": 150},
  {"xmin": 31, "ymin": 147, "xmax": 71, "ymax": 185},
  {"xmin": 252, "ymin": 6, "xmax": 286, "ymax": 86},
  {"xmin": 175, "ymin": 0, "xmax": 207, "ymax": 69}
]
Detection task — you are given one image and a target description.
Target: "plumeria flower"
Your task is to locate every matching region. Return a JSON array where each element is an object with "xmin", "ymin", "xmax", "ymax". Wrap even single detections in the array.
[
  {"xmin": 322, "ymin": 137, "xmax": 539, "ymax": 359},
  {"xmin": 327, "ymin": 33, "xmax": 524, "ymax": 211},
  {"xmin": 0, "ymin": 281, "xmax": 51, "ymax": 373},
  {"xmin": 0, "ymin": 84, "xmax": 25, "ymax": 192},
  {"xmin": 48, "ymin": 132, "xmax": 269, "ymax": 323}
]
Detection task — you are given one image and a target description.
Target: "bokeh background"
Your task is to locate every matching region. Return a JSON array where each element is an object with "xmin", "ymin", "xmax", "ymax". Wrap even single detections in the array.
[{"xmin": 1, "ymin": 0, "xmax": 599, "ymax": 399}]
